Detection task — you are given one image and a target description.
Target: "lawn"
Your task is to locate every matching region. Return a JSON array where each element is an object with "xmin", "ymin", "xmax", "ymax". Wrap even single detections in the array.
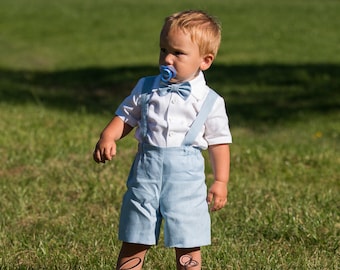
[{"xmin": 0, "ymin": 0, "xmax": 339, "ymax": 269}]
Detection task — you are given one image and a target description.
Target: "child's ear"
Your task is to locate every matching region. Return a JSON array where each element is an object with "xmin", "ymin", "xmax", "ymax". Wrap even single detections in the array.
[{"xmin": 200, "ymin": 54, "xmax": 214, "ymax": 71}]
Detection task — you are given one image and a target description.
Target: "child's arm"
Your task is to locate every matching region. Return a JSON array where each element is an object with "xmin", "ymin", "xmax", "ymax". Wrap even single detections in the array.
[
  {"xmin": 207, "ymin": 144, "xmax": 230, "ymax": 211},
  {"xmin": 93, "ymin": 116, "xmax": 133, "ymax": 163}
]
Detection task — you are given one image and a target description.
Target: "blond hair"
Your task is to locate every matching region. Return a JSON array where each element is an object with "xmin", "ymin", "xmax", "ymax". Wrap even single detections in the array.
[{"xmin": 162, "ymin": 10, "xmax": 222, "ymax": 57}]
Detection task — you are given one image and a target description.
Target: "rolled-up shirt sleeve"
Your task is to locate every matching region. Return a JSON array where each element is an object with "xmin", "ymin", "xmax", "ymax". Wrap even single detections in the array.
[
  {"xmin": 204, "ymin": 95, "xmax": 232, "ymax": 145},
  {"xmin": 115, "ymin": 79, "xmax": 143, "ymax": 128}
]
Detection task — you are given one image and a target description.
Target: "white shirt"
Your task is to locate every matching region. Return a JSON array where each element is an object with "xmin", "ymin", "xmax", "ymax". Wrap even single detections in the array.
[{"xmin": 116, "ymin": 71, "xmax": 232, "ymax": 149}]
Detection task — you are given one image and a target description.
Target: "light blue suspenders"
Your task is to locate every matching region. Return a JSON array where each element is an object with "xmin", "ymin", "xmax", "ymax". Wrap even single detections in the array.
[{"xmin": 140, "ymin": 76, "xmax": 219, "ymax": 146}]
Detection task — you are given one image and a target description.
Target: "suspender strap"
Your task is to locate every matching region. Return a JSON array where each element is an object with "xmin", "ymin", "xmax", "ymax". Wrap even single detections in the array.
[
  {"xmin": 182, "ymin": 89, "xmax": 219, "ymax": 146},
  {"xmin": 140, "ymin": 76, "xmax": 156, "ymax": 141}
]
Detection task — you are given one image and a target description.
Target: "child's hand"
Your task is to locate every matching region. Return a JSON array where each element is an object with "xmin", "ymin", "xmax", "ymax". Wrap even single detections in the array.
[
  {"xmin": 93, "ymin": 138, "xmax": 117, "ymax": 163},
  {"xmin": 207, "ymin": 181, "xmax": 228, "ymax": 212}
]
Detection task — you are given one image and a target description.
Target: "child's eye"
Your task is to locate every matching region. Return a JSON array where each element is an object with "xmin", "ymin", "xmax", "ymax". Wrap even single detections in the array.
[{"xmin": 160, "ymin": 48, "xmax": 184, "ymax": 56}]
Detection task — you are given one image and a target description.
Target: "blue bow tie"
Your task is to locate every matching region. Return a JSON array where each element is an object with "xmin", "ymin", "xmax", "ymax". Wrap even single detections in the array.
[{"xmin": 158, "ymin": 81, "xmax": 191, "ymax": 100}]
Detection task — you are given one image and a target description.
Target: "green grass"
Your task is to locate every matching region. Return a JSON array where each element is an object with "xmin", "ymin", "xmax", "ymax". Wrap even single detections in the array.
[
  {"xmin": 0, "ymin": 0, "xmax": 339, "ymax": 269},
  {"xmin": 1, "ymin": 0, "xmax": 339, "ymax": 69}
]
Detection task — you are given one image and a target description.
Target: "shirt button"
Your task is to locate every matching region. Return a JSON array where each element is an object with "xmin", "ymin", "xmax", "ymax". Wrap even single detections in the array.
[{"xmin": 169, "ymin": 132, "xmax": 174, "ymax": 137}]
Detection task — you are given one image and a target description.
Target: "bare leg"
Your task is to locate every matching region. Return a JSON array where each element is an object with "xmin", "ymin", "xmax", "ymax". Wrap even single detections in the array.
[
  {"xmin": 175, "ymin": 247, "xmax": 201, "ymax": 270},
  {"xmin": 116, "ymin": 242, "xmax": 151, "ymax": 270}
]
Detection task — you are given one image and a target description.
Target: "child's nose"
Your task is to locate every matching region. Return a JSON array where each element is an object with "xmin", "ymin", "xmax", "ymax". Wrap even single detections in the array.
[{"xmin": 164, "ymin": 53, "xmax": 174, "ymax": 65}]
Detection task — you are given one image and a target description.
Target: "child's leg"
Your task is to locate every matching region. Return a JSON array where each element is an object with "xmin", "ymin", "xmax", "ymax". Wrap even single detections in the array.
[
  {"xmin": 116, "ymin": 242, "xmax": 151, "ymax": 270},
  {"xmin": 175, "ymin": 247, "xmax": 201, "ymax": 270}
]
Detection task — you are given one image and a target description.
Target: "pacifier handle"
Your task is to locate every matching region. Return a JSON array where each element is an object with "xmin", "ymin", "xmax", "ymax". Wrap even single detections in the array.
[{"xmin": 160, "ymin": 65, "xmax": 177, "ymax": 82}]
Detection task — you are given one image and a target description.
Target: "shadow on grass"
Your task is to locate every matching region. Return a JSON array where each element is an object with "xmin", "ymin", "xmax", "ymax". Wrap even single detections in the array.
[{"xmin": 0, "ymin": 64, "xmax": 339, "ymax": 128}]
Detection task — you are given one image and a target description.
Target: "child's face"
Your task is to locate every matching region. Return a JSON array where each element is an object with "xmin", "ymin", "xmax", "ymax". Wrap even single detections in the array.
[{"xmin": 159, "ymin": 27, "xmax": 213, "ymax": 83}]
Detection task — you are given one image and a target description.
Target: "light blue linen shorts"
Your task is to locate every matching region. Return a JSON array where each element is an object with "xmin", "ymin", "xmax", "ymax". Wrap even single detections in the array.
[{"xmin": 118, "ymin": 143, "xmax": 211, "ymax": 248}]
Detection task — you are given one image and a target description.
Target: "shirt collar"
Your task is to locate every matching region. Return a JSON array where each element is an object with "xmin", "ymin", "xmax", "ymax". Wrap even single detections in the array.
[{"xmin": 188, "ymin": 71, "xmax": 208, "ymax": 101}]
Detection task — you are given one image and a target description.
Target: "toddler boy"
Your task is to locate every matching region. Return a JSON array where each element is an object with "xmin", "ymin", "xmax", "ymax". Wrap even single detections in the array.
[{"xmin": 93, "ymin": 10, "xmax": 232, "ymax": 270}]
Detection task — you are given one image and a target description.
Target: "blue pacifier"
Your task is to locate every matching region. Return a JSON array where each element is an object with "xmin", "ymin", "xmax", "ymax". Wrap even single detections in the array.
[{"xmin": 160, "ymin": 65, "xmax": 177, "ymax": 82}]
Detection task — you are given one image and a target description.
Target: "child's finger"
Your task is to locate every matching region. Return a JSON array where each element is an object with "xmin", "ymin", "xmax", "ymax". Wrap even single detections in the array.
[
  {"xmin": 93, "ymin": 149, "xmax": 102, "ymax": 163},
  {"xmin": 206, "ymin": 192, "xmax": 213, "ymax": 205},
  {"xmin": 210, "ymin": 197, "xmax": 227, "ymax": 211},
  {"xmin": 110, "ymin": 146, "xmax": 117, "ymax": 159}
]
